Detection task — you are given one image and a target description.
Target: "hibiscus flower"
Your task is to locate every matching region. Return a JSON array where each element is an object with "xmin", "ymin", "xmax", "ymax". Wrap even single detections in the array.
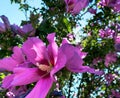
[{"xmin": 0, "ymin": 33, "xmax": 103, "ymax": 98}]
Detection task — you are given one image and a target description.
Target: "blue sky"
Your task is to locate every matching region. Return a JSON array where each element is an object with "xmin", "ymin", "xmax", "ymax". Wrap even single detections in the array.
[{"xmin": 0, "ymin": 0, "xmax": 42, "ymax": 25}]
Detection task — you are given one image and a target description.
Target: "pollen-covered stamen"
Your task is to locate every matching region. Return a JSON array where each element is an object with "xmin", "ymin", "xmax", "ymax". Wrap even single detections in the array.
[{"xmin": 36, "ymin": 63, "xmax": 52, "ymax": 72}]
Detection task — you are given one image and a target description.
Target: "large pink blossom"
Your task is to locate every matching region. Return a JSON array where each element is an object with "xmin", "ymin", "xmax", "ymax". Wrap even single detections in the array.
[
  {"xmin": 0, "ymin": 33, "xmax": 103, "ymax": 98},
  {"xmin": 104, "ymin": 52, "xmax": 117, "ymax": 67},
  {"xmin": 64, "ymin": 0, "xmax": 89, "ymax": 15}
]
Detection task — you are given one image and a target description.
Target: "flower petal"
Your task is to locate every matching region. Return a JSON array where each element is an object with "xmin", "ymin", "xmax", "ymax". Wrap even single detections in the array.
[
  {"xmin": 11, "ymin": 68, "xmax": 42, "ymax": 86},
  {"xmin": 22, "ymin": 37, "xmax": 47, "ymax": 64},
  {"xmin": 50, "ymin": 49, "xmax": 66, "ymax": 79},
  {"xmin": 2, "ymin": 74, "xmax": 14, "ymax": 89},
  {"xmin": 22, "ymin": 24, "xmax": 34, "ymax": 34},
  {"xmin": 0, "ymin": 22, "xmax": 5, "ymax": 32},
  {"xmin": 12, "ymin": 46, "xmax": 25, "ymax": 64},
  {"xmin": 26, "ymin": 76, "xmax": 53, "ymax": 98},
  {"xmin": 60, "ymin": 44, "xmax": 84, "ymax": 72},
  {"xmin": 0, "ymin": 15, "xmax": 11, "ymax": 30},
  {"xmin": 0, "ymin": 57, "xmax": 18, "ymax": 71},
  {"xmin": 47, "ymin": 33, "xmax": 58, "ymax": 65},
  {"xmin": 60, "ymin": 44, "xmax": 103, "ymax": 75}
]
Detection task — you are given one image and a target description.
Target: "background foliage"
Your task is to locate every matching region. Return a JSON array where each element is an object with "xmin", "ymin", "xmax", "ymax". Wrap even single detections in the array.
[{"xmin": 0, "ymin": 0, "xmax": 120, "ymax": 98}]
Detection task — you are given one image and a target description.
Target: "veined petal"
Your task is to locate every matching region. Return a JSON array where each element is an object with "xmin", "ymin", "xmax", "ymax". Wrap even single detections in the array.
[
  {"xmin": 65, "ymin": 52, "xmax": 84, "ymax": 72},
  {"xmin": 50, "ymin": 49, "xmax": 66, "ymax": 79},
  {"xmin": 26, "ymin": 76, "xmax": 53, "ymax": 98},
  {"xmin": 47, "ymin": 33, "xmax": 58, "ymax": 65},
  {"xmin": 0, "ymin": 57, "xmax": 18, "ymax": 71},
  {"xmin": 2, "ymin": 74, "xmax": 14, "ymax": 89},
  {"xmin": 60, "ymin": 44, "xmax": 103, "ymax": 75},
  {"xmin": 22, "ymin": 37, "xmax": 47, "ymax": 64},
  {"xmin": 60, "ymin": 44, "xmax": 84, "ymax": 70},
  {"xmin": 12, "ymin": 46, "xmax": 25, "ymax": 64},
  {"xmin": 11, "ymin": 68, "xmax": 42, "ymax": 86}
]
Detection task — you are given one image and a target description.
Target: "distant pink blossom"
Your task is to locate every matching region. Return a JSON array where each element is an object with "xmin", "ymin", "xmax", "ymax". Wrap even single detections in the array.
[
  {"xmin": 99, "ymin": 28, "xmax": 115, "ymax": 38},
  {"xmin": 114, "ymin": 35, "xmax": 120, "ymax": 51},
  {"xmin": 115, "ymin": 35, "xmax": 120, "ymax": 43},
  {"xmin": 0, "ymin": 22, "xmax": 5, "ymax": 33},
  {"xmin": 98, "ymin": 0, "xmax": 120, "ymax": 12},
  {"xmin": 87, "ymin": 32, "xmax": 92, "ymax": 36},
  {"xmin": 0, "ymin": 15, "xmax": 11, "ymax": 32},
  {"xmin": 105, "ymin": 74, "xmax": 114, "ymax": 85},
  {"xmin": 0, "ymin": 15, "xmax": 11, "ymax": 30},
  {"xmin": 64, "ymin": 0, "xmax": 89, "ymax": 15},
  {"xmin": 104, "ymin": 52, "xmax": 117, "ymax": 67},
  {"xmin": 12, "ymin": 24, "xmax": 35, "ymax": 36},
  {"xmin": 109, "ymin": 90, "xmax": 120, "ymax": 98},
  {"xmin": 92, "ymin": 57, "xmax": 103, "ymax": 66}
]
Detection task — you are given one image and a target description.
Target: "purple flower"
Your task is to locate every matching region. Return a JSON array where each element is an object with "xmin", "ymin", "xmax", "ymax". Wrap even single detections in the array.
[
  {"xmin": 92, "ymin": 57, "xmax": 103, "ymax": 66},
  {"xmin": 7, "ymin": 33, "xmax": 66, "ymax": 98},
  {"xmin": 114, "ymin": 36, "xmax": 120, "ymax": 51},
  {"xmin": 105, "ymin": 74, "xmax": 114, "ymax": 85},
  {"xmin": 0, "ymin": 15, "xmax": 11, "ymax": 30},
  {"xmin": 64, "ymin": 0, "xmax": 89, "ymax": 15},
  {"xmin": 11, "ymin": 24, "xmax": 35, "ymax": 36},
  {"xmin": 110, "ymin": 89, "xmax": 120, "ymax": 98},
  {"xmin": 0, "ymin": 22, "xmax": 5, "ymax": 33},
  {"xmin": 0, "ymin": 15, "xmax": 35, "ymax": 36},
  {"xmin": 98, "ymin": 0, "xmax": 120, "ymax": 12},
  {"xmin": 0, "ymin": 33, "xmax": 103, "ymax": 98},
  {"xmin": 115, "ymin": 35, "xmax": 120, "ymax": 43},
  {"xmin": 114, "ymin": 43, "xmax": 120, "ymax": 52},
  {"xmin": 0, "ymin": 15, "xmax": 11, "ymax": 33},
  {"xmin": 99, "ymin": 28, "xmax": 115, "ymax": 38},
  {"xmin": 104, "ymin": 52, "xmax": 117, "ymax": 67}
]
